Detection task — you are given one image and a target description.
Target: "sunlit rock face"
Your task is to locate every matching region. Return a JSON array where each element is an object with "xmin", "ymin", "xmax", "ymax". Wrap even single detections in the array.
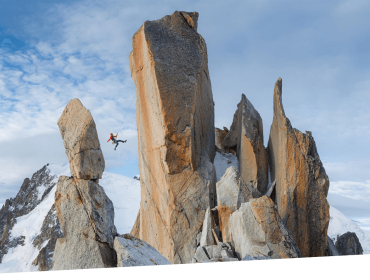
[
  {"xmin": 267, "ymin": 78, "xmax": 330, "ymax": 257},
  {"xmin": 223, "ymin": 94, "xmax": 269, "ymax": 194},
  {"xmin": 57, "ymin": 98, "xmax": 105, "ymax": 180},
  {"xmin": 130, "ymin": 11, "xmax": 217, "ymax": 264}
]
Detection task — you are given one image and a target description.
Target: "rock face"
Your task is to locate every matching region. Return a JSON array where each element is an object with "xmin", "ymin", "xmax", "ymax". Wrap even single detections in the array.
[
  {"xmin": 114, "ymin": 234, "xmax": 171, "ymax": 267},
  {"xmin": 216, "ymin": 166, "xmax": 260, "ymax": 243},
  {"xmin": 267, "ymin": 78, "xmax": 330, "ymax": 257},
  {"xmin": 32, "ymin": 205, "xmax": 63, "ymax": 271},
  {"xmin": 130, "ymin": 211, "xmax": 140, "ymax": 237},
  {"xmin": 52, "ymin": 176, "xmax": 117, "ymax": 270},
  {"xmin": 199, "ymin": 207, "xmax": 215, "ymax": 247},
  {"xmin": 57, "ymin": 99, "xmax": 105, "ymax": 180},
  {"xmin": 215, "ymin": 127, "xmax": 228, "ymax": 152},
  {"xmin": 130, "ymin": 11, "xmax": 216, "ymax": 264},
  {"xmin": 0, "ymin": 165, "xmax": 58, "ymax": 264},
  {"xmin": 223, "ymin": 94, "xmax": 268, "ymax": 194},
  {"xmin": 335, "ymin": 232, "xmax": 363, "ymax": 255},
  {"xmin": 53, "ymin": 99, "xmax": 117, "ymax": 270},
  {"xmin": 230, "ymin": 196, "xmax": 301, "ymax": 259},
  {"xmin": 326, "ymin": 236, "xmax": 339, "ymax": 256}
]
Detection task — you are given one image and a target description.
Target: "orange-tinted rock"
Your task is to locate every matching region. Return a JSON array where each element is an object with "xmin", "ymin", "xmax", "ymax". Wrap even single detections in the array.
[
  {"xmin": 57, "ymin": 99, "xmax": 105, "ymax": 180},
  {"xmin": 223, "ymin": 94, "xmax": 268, "ymax": 194},
  {"xmin": 129, "ymin": 11, "xmax": 216, "ymax": 264},
  {"xmin": 230, "ymin": 196, "xmax": 301, "ymax": 259},
  {"xmin": 267, "ymin": 78, "xmax": 330, "ymax": 257}
]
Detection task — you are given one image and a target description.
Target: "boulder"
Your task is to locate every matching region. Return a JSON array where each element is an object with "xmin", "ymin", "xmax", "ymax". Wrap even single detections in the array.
[
  {"xmin": 204, "ymin": 244, "xmax": 223, "ymax": 259},
  {"xmin": 216, "ymin": 166, "xmax": 260, "ymax": 243},
  {"xmin": 57, "ymin": 99, "xmax": 105, "ymax": 180},
  {"xmin": 195, "ymin": 246, "xmax": 209, "ymax": 262},
  {"xmin": 223, "ymin": 94, "xmax": 268, "ymax": 194},
  {"xmin": 335, "ymin": 232, "xmax": 363, "ymax": 255},
  {"xmin": 267, "ymin": 78, "xmax": 330, "ymax": 257},
  {"xmin": 326, "ymin": 236, "xmax": 339, "ymax": 256},
  {"xmin": 230, "ymin": 196, "xmax": 301, "ymax": 260},
  {"xmin": 52, "ymin": 176, "xmax": 117, "ymax": 270},
  {"xmin": 130, "ymin": 11, "xmax": 216, "ymax": 264},
  {"xmin": 114, "ymin": 234, "xmax": 171, "ymax": 267}
]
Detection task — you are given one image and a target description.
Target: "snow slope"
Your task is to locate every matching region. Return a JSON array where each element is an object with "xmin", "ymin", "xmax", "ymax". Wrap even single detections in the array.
[
  {"xmin": 328, "ymin": 193, "xmax": 370, "ymax": 232},
  {"xmin": 0, "ymin": 163, "xmax": 140, "ymax": 273},
  {"xmin": 0, "ymin": 163, "xmax": 69, "ymax": 273},
  {"xmin": 100, "ymin": 172, "xmax": 140, "ymax": 234},
  {"xmin": 0, "ymin": 186, "xmax": 57, "ymax": 273},
  {"xmin": 328, "ymin": 206, "xmax": 370, "ymax": 254}
]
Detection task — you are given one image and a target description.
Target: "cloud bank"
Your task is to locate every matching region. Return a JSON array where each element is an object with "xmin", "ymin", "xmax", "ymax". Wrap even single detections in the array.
[{"xmin": 0, "ymin": 0, "xmax": 369, "ymax": 205}]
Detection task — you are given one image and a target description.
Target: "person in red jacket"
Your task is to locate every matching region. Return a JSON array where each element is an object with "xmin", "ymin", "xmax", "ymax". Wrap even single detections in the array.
[{"xmin": 107, "ymin": 133, "xmax": 127, "ymax": 150}]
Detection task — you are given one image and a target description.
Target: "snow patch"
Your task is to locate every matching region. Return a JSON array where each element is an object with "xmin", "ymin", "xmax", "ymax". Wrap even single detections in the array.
[
  {"xmin": 47, "ymin": 163, "xmax": 70, "ymax": 178},
  {"xmin": 214, "ymin": 151, "xmax": 239, "ymax": 182}
]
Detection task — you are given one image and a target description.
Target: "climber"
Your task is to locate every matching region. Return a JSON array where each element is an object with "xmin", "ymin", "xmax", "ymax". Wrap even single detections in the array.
[{"xmin": 107, "ymin": 133, "xmax": 127, "ymax": 151}]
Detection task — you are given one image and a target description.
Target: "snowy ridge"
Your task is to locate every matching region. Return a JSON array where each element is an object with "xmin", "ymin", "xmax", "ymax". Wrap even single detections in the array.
[
  {"xmin": 0, "ymin": 163, "xmax": 140, "ymax": 273},
  {"xmin": 1, "ymin": 160, "xmax": 368, "ymax": 273},
  {"xmin": 0, "ymin": 186, "xmax": 57, "ymax": 272}
]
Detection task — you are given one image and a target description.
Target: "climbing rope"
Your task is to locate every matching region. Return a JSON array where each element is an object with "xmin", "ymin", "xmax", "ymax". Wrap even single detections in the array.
[{"xmin": 117, "ymin": 94, "xmax": 136, "ymax": 133}]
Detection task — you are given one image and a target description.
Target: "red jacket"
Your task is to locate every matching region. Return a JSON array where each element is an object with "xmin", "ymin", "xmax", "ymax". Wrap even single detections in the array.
[{"xmin": 107, "ymin": 134, "xmax": 117, "ymax": 142}]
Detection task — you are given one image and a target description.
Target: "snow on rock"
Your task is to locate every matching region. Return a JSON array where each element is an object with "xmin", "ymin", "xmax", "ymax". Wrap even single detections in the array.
[
  {"xmin": 328, "ymin": 206, "xmax": 370, "ymax": 254},
  {"xmin": 214, "ymin": 151, "xmax": 239, "ymax": 182},
  {"xmin": 0, "ymin": 185, "xmax": 56, "ymax": 273},
  {"xmin": 0, "ymin": 163, "xmax": 140, "ymax": 273}
]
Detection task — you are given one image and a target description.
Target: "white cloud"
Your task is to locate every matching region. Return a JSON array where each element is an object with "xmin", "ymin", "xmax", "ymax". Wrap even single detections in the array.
[
  {"xmin": 329, "ymin": 180, "xmax": 370, "ymax": 203},
  {"xmin": 1, "ymin": 0, "xmax": 369, "ymax": 205}
]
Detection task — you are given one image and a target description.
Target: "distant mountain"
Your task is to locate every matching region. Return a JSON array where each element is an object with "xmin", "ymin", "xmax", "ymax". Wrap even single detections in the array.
[
  {"xmin": 1, "ymin": 157, "xmax": 369, "ymax": 272},
  {"xmin": 0, "ymin": 164, "xmax": 140, "ymax": 273}
]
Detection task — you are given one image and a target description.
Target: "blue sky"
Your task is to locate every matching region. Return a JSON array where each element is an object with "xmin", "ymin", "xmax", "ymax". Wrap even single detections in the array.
[{"xmin": 0, "ymin": 0, "xmax": 369, "ymax": 222}]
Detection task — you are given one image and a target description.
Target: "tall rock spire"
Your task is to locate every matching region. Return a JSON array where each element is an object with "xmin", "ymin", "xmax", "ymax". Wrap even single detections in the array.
[
  {"xmin": 223, "ymin": 94, "xmax": 268, "ymax": 194},
  {"xmin": 129, "ymin": 11, "xmax": 216, "ymax": 264},
  {"xmin": 267, "ymin": 78, "xmax": 330, "ymax": 257},
  {"xmin": 52, "ymin": 99, "xmax": 117, "ymax": 269}
]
